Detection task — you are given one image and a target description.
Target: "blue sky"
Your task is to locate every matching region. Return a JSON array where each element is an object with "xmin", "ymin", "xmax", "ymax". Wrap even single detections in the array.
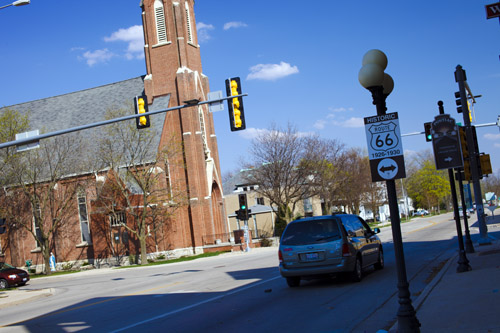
[{"xmin": 1, "ymin": 0, "xmax": 500, "ymax": 177}]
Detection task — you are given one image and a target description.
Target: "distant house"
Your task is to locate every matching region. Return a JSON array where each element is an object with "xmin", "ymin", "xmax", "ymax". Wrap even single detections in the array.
[{"xmin": 222, "ymin": 170, "xmax": 323, "ymax": 238}]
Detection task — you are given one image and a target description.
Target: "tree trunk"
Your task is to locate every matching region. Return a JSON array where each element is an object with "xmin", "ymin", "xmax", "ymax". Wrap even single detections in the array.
[
  {"xmin": 140, "ymin": 236, "xmax": 148, "ymax": 265},
  {"xmin": 43, "ymin": 240, "xmax": 51, "ymax": 275}
]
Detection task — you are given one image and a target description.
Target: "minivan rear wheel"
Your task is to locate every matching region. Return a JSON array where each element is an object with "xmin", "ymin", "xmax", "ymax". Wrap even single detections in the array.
[
  {"xmin": 350, "ymin": 257, "xmax": 362, "ymax": 282},
  {"xmin": 286, "ymin": 277, "xmax": 301, "ymax": 287}
]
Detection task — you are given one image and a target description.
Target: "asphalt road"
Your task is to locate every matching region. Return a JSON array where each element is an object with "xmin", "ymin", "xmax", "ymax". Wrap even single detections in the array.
[{"xmin": 0, "ymin": 212, "xmax": 470, "ymax": 332}]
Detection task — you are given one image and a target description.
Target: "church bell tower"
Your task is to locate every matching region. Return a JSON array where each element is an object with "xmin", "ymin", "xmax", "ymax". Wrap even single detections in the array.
[{"xmin": 140, "ymin": 0, "xmax": 226, "ymax": 253}]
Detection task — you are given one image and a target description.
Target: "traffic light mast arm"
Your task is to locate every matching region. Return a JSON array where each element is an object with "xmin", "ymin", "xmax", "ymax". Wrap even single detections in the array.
[
  {"xmin": 0, "ymin": 93, "xmax": 248, "ymax": 150},
  {"xmin": 399, "ymin": 120, "xmax": 499, "ymax": 138}
]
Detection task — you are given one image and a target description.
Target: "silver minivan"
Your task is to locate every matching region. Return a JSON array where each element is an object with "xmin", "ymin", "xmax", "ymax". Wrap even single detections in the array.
[{"xmin": 278, "ymin": 214, "xmax": 383, "ymax": 287}]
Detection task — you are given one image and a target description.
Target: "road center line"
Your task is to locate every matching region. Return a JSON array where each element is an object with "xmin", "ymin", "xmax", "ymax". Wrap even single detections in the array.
[{"xmin": 111, "ymin": 275, "xmax": 282, "ymax": 333}]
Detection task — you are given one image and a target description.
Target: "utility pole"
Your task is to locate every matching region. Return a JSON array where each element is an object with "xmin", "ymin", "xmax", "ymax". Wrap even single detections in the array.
[{"xmin": 455, "ymin": 65, "xmax": 490, "ymax": 245}]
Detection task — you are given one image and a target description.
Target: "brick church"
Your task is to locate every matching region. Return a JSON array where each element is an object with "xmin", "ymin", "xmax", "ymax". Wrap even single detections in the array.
[{"xmin": 0, "ymin": 0, "xmax": 228, "ymax": 269}]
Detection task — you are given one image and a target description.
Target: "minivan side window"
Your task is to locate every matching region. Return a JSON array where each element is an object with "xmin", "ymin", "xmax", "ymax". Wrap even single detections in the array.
[
  {"xmin": 343, "ymin": 215, "xmax": 366, "ymax": 237},
  {"xmin": 357, "ymin": 216, "xmax": 373, "ymax": 234}
]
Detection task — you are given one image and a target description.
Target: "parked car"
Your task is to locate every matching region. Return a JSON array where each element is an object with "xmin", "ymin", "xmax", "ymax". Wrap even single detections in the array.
[
  {"xmin": 455, "ymin": 207, "xmax": 470, "ymax": 219},
  {"xmin": 278, "ymin": 214, "xmax": 383, "ymax": 287},
  {"xmin": 412, "ymin": 210, "xmax": 429, "ymax": 217},
  {"xmin": 0, "ymin": 262, "xmax": 30, "ymax": 289}
]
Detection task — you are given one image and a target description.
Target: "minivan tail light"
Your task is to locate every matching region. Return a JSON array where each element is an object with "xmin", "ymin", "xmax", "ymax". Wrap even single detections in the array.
[
  {"xmin": 342, "ymin": 243, "xmax": 352, "ymax": 257},
  {"xmin": 278, "ymin": 250, "xmax": 283, "ymax": 263}
]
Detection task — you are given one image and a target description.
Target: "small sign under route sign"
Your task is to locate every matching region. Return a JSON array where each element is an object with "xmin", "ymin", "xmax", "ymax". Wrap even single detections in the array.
[{"xmin": 364, "ymin": 112, "xmax": 406, "ymax": 182}]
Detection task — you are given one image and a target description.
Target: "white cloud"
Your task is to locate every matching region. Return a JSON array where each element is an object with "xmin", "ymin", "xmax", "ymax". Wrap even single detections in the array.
[
  {"xmin": 328, "ymin": 107, "xmax": 353, "ymax": 113},
  {"xmin": 313, "ymin": 108, "xmax": 361, "ymax": 131},
  {"xmin": 313, "ymin": 120, "xmax": 326, "ymax": 130},
  {"xmin": 82, "ymin": 49, "xmax": 115, "ymax": 66},
  {"xmin": 196, "ymin": 22, "xmax": 215, "ymax": 43},
  {"xmin": 104, "ymin": 25, "xmax": 144, "ymax": 60},
  {"xmin": 238, "ymin": 128, "xmax": 313, "ymax": 140},
  {"xmin": 484, "ymin": 133, "xmax": 500, "ymax": 140},
  {"xmin": 321, "ymin": 116, "xmax": 364, "ymax": 129},
  {"xmin": 339, "ymin": 117, "xmax": 364, "ymax": 128},
  {"xmin": 495, "ymin": 143, "xmax": 500, "ymax": 148},
  {"xmin": 223, "ymin": 21, "xmax": 248, "ymax": 30},
  {"xmin": 238, "ymin": 128, "xmax": 270, "ymax": 140},
  {"xmin": 247, "ymin": 62, "xmax": 299, "ymax": 81}
]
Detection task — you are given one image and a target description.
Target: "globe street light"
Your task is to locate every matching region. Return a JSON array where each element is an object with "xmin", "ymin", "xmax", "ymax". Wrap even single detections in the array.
[
  {"xmin": 359, "ymin": 49, "xmax": 421, "ymax": 333},
  {"xmin": 0, "ymin": 0, "xmax": 30, "ymax": 10}
]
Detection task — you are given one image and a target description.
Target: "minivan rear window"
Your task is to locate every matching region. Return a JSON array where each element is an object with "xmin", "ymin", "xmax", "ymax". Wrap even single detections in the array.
[{"xmin": 281, "ymin": 218, "xmax": 341, "ymax": 245}]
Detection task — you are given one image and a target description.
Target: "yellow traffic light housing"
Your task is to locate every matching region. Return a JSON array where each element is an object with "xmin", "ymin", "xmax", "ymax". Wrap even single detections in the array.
[
  {"xmin": 134, "ymin": 95, "xmax": 150, "ymax": 129},
  {"xmin": 225, "ymin": 77, "xmax": 246, "ymax": 131}
]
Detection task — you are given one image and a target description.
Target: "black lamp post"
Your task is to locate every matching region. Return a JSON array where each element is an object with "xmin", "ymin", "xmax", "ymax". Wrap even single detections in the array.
[{"xmin": 358, "ymin": 49, "xmax": 421, "ymax": 333}]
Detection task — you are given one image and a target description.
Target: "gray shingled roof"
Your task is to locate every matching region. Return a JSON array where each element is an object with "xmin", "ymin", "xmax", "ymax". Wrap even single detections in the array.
[
  {"xmin": 222, "ymin": 169, "xmax": 257, "ymax": 194},
  {"xmin": 227, "ymin": 204, "xmax": 275, "ymax": 218},
  {"xmin": 1, "ymin": 76, "xmax": 169, "ymax": 174}
]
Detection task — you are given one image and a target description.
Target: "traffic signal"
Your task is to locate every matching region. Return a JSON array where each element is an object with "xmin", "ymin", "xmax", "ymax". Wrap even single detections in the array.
[
  {"xmin": 458, "ymin": 126, "xmax": 472, "ymax": 180},
  {"xmin": 225, "ymin": 77, "xmax": 246, "ymax": 131},
  {"xmin": 471, "ymin": 126, "xmax": 482, "ymax": 178},
  {"xmin": 455, "ymin": 91, "xmax": 464, "ymax": 113},
  {"xmin": 134, "ymin": 95, "xmax": 150, "ymax": 129},
  {"xmin": 0, "ymin": 218, "xmax": 6, "ymax": 234},
  {"xmin": 237, "ymin": 193, "xmax": 249, "ymax": 220},
  {"xmin": 424, "ymin": 122, "xmax": 432, "ymax": 142}
]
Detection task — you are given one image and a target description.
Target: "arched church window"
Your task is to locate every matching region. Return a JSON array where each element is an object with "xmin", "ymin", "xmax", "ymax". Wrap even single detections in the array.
[
  {"xmin": 154, "ymin": 0, "xmax": 168, "ymax": 43},
  {"xmin": 77, "ymin": 188, "xmax": 91, "ymax": 244}
]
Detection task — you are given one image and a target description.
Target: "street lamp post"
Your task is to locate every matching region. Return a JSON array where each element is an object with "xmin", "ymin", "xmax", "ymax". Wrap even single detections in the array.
[
  {"xmin": 0, "ymin": 0, "xmax": 30, "ymax": 10},
  {"xmin": 359, "ymin": 49, "xmax": 421, "ymax": 333}
]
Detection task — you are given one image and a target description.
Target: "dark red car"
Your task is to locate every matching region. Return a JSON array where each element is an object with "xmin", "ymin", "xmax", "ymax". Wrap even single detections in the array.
[{"xmin": 0, "ymin": 262, "xmax": 30, "ymax": 289}]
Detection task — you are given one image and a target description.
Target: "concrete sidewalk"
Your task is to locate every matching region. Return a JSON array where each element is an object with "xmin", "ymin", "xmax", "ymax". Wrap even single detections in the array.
[{"xmin": 387, "ymin": 213, "xmax": 500, "ymax": 332}]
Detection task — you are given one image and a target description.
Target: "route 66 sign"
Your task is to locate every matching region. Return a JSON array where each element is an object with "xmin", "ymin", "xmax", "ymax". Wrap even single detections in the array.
[
  {"xmin": 364, "ymin": 112, "xmax": 406, "ymax": 182},
  {"xmin": 368, "ymin": 121, "xmax": 399, "ymax": 151}
]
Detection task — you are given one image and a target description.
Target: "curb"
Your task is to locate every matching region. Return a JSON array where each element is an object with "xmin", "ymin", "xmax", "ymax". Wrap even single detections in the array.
[
  {"xmin": 0, "ymin": 288, "xmax": 54, "ymax": 309},
  {"xmin": 386, "ymin": 252, "xmax": 458, "ymax": 332}
]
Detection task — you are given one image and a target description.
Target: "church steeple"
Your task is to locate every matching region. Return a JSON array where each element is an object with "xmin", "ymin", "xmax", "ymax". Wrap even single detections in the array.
[
  {"xmin": 139, "ymin": 0, "xmax": 226, "ymax": 251},
  {"xmin": 140, "ymin": 0, "xmax": 203, "ymax": 102}
]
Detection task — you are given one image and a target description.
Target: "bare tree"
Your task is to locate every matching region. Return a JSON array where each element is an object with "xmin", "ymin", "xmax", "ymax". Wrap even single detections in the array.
[
  {"xmin": 2, "ymin": 134, "xmax": 89, "ymax": 274},
  {"xmin": 339, "ymin": 148, "xmax": 371, "ymax": 214},
  {"xmin": 301, "ymin": 136, "xmax": 347, "ymax": 215},
  {"xmin": 94, "ymin": 107, "xmax": 186, "ymax": 265},
  {"xmin": 362, "ymin": 180, "xmax": 387, "ymax": 220},
  {"xmin": 242, "ymin": 123, "xmax": 313, "ymax": 224},
  {"xmin": 0, "ymin": 108, "xmax": 30, "ymax": 188},
  {"xmin": 483, "ymin": 170, "xmax": 500, "ymax": 199}
]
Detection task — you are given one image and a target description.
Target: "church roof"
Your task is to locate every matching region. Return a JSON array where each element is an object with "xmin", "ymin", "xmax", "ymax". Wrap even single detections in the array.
[{"xmin": 1, "ymin": 76, "xmax": 169, "ymax": 175}]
